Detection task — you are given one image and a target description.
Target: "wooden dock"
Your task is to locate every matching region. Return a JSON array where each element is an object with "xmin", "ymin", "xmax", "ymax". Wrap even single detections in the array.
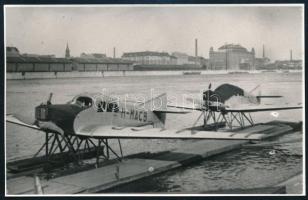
[
  {"xmin": 6, "ymin": 122, "xmax": 297, "ymax": 195},
  {"xmin": 204, "ymin": 186, "xmax": 287, "ymax": 194}
]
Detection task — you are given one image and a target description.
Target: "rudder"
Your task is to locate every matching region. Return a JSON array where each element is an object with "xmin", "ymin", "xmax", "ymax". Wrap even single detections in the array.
[{"xmin": 142, "ymin": 93, "xmax": 167, "ymax": 127}]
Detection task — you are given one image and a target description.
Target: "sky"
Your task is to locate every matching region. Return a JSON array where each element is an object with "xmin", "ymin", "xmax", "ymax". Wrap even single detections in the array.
[{"xmin": 5, "ymin": 5, "xmax": 304, "ymax": 60}]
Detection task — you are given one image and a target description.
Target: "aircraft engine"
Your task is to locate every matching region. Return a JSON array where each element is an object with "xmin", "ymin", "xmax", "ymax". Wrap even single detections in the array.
[
  {"xmin": 202, "ymin": 83, "xmax": 225, "ymax": 111},
  {"xmin": 35, "ymin": 93, "xmax": 53, "ymax": 121},
  {"xmin": 35, "ymin": 104, "xmax": 49, "ymax": 121}
]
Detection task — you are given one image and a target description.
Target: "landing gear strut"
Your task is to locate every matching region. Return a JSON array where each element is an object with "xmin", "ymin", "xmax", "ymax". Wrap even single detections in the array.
[
  {"xmin": 203, "ymin": 110, "xmax": 254, "ymax": 130},
  {"xmin": 33, "ymin": 132, "xmax": 124, "ymax": 172}
]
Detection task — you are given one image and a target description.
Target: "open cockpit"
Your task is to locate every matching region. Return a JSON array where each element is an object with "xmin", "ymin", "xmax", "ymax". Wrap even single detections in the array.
[{"xmin": 69, "ymin": 93, "xmax": 119, "ymax": 112}]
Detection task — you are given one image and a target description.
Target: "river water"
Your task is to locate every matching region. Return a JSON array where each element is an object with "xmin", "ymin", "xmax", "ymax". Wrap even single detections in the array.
[{"xmin": 6, "ymin": 72, "xmax": 303, "ymax": 193}]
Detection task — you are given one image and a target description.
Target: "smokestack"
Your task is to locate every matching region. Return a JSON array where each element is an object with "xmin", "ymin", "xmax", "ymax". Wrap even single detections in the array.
[
  {"xmin": 290, "ymin": 49, "xmax": 292, "ymax": 61},
  {"xmin": 262, "ymin": 44, "xmax": 265, "ymax": 58},
  {"xmin": 195, "ymin": 39, "xmax": 198, "ymax": 57},
  {"xmin": 113, "ymin": 47, "xmax": 116, "ymax": 58}
]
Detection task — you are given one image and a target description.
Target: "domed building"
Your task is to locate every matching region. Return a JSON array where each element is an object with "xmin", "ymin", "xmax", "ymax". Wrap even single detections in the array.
[{"xmin": 209, "ymin": 44, "xmax": 255, "ymax": 70}]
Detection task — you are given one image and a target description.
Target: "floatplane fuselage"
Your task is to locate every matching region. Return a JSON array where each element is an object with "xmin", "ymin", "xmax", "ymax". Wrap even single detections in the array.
[{"xmin": 31, "ymin": 93, "xmax": 172, "ymax": 136}]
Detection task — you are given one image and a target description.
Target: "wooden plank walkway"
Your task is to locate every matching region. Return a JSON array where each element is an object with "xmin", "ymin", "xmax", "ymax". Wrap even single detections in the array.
[
  {"xmin": 6, "ymin": 123, "xmax": 295, "ymax": 195},
  {"xmin": 276, "ymin": 173, "xmax": 303, "ymax": 194},
  {"xmin": 204, "ymin": 186, "xmax": 287, "ymax": 194},
  {"xmin": 7, "ymin": 140, "xmax": 246, "ymax": 194}
]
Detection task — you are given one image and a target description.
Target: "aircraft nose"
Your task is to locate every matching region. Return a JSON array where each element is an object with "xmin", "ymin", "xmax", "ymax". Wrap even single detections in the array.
[
  {"xmin": 35, "ymin": 104, "xmax": 83, "ymax": 134},
  {"xmin": 203, "ymin": 90, "xmax": 210, "ymax": 101},
  {"xmin": 35, "ymin": 104, "xmax": 78, "ymax": 122},
  {"xmin": 35, "ymin": 104, "xmax": 49, "ymax": 121}
]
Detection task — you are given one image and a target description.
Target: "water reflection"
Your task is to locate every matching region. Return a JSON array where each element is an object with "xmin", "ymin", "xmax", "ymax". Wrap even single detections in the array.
[{"xmin": 105, "ymin": 141, "xmax": 302, "ymax": 193}]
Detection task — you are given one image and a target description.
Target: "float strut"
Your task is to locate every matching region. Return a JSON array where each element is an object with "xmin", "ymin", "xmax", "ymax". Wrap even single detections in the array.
[
  {"xmin": 118, "ymin": 139, "xmax": 123, "ymax": 158},
  {"xmin": 102, "ymin": 139, "xmax": 122, "ymax": 161},
  {"xmin": 33, "ymin": 133, "xmax": 53, "ymax": 158},
  {"xmin": 45, "ymin": 132, "xmax": 49, "ymax": 160}
]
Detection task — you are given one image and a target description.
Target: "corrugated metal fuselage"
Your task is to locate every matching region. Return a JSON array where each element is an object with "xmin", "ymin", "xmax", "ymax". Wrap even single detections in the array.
[{"xmin": 35, "ymin": 101, "xmax": 162, "ymax": 135}]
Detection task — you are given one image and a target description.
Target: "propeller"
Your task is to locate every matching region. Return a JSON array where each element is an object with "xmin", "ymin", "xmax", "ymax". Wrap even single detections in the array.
[
  {"xmin": 47, "ymin": 93, "xmax": 53, "ymax": 105},
  {"xmin": 257, "ymin": 90, "xmax": 261, "ymax": 104}
]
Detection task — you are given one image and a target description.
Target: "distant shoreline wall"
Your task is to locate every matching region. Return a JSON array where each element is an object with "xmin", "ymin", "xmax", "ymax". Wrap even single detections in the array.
[{"xmin": 6, "ymin": 70, "xmax": 303, "ymax": 80}]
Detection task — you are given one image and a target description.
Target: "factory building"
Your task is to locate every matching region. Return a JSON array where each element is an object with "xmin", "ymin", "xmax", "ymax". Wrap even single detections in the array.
[
  {"xmin": 71, "ymin": 57, "xmax": 133, "ymax": 71},
  {"xmin": 171, "ymin": 52, "xmax": 193, "ymax": 65},
  {"xmin": 6, "ymin": 46, "xmax": 134, "ymax": 72},
  {"xmin": 255, "ymin": 57, "xmax": 271, "ymax": 70},
  {"xmin": 209, "ymin": 44, "xmax": 255, "ymax": 70},
  {"xmin": 254, "ymin": 45, "xmax": 270, "ymax": 70},
  {"xmin": 274, "ymin": 60, "xmax": 302, "ymax": 70},
  {"xmin": 80, "ymin": 53, "xmax": 107, "ymax": 59},
  {"xmin": 273, "ymin": 49, "xmax": 302, "ymax": 69},
  {"xmin": 187, "ymin": 56, "xmax": 208, "ymax": 68},
  {"xmin": 170, "ymin": 52, "xmax": 208, "ymax": 68},
  {"xmin": 122, "ymin": 51, "xmax": 177, "ymax": 65},
  {"xmin": 7, "ymin": 56, "xmax": 72, "ymax": 72},
  {"xmin": 6, "ymin": 47, "xmax": 20, "ymax": 57},
  {"xmin": 7, "ymin": 56, "xmax": 133, "ymax": 72}
]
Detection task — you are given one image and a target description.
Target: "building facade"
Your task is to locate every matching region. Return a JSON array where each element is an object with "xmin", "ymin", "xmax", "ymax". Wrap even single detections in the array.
[
  {"xmin": 6, "ymin": 47, "xmax": 20, "ymax": 57},
  {"xmin": 171, "ymin": 52, "xmax": 192, "ymax": 65},
  {"xmin": 6, "ymin": 46, "xmax": 134, "ymax": 72},
  {"xmin": 122, "ymin": 51, "xmax": 177, "ymax": 65},
  {"xmin": 274, "ymin": 60, "xmax": 302, "ymax": 70},
  {"xmin": 80, "ymin": 53, "xmax": 107, "ymax": 59},
  {"xmin": 7, "ymin": 56, "xmax": 72, "ymax": 72},
  {"xmin": 72, "ymin": 57, "xmax": 133, "ymax": 71},
  {"xmin": 209, "ymin": 44, "xmax": 255, "ymax": 70},
  {"xmin": 255, "ymin": 57, "xmax": 271, "ymax": 70}
]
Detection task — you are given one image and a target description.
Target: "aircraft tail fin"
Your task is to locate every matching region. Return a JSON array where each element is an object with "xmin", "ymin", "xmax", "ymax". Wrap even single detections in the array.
[
  {"xmin": 142, "ymin": 93, "xmax": 167, "ymax": 127},
  {"xmin": 142, "ymin": 93, "xmax": 167, "ymax": 111},
  {"xmin": 141, "ymin": 93, "xmax": 189, "ymax": 128}
]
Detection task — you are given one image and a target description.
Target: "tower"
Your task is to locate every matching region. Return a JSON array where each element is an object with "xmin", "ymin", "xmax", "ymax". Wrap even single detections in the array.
[
  {"xmin": 251, "ymin": 48, "xmax": 255, "ymax": 70},
  {"xmin": 195, "ymin": 38, "xmax": 198, "ymax": 57},
  {"xmin": 262, "ymin": 45, "xmax": 265, "ymax": 58},
  {"xmin": 290, "ymin": 49, "xmax": 293, "ymax": 61},
  {"xmin": 195, "ymin": 38, "xmax": 198, "ymax": 66},
  {"xmin": 65, "ymin": 43, "xmax": 70, "ymax": 58},
  {"xmin": 251, "ymin": 47, "xmax": 255, "ymax": 55}
]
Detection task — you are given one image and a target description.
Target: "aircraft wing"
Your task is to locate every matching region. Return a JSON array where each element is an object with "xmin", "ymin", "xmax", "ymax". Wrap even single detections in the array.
[
  {"xmin": 6, "ymin": 114, "xmax": 64, "ymax": 134},
  {"xmin": 153, "ymin": 109, "xmax": 190, "ymax": 114},
  {"xmin": 225, "ymin": 105, "xmax": 302, "ymax": 112},
  {"xmin": 167, "ymin": 105, "xmax": 203, "ymax": 111},
  {"xmin": 76, "ymin": 125, "xmax": 271, "ymax": 140},
  {"xmin": 6, "ymin": 114, "xmax": 40, "ymax": 130}
]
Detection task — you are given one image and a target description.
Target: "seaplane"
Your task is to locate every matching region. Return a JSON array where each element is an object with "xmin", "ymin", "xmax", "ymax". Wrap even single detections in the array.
[
  {"xmin": 6, "ymin": 92, "xmax": 189, "ymax": 162},
  {"xmin": 6, "ymin": 85, "xmax": 302, "ymax": 164},
  {"xmin": 168, "ymin": 83, "xmax": 302, "ymax": 130}
]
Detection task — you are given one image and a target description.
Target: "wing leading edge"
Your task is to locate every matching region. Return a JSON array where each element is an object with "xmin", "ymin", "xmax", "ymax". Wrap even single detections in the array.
[
  {"xmin": 167, "ymin": 104, "xmax": 302, "ymax": 113},
  {"xmin": 6, "ymin": 114, "xmax": 64, "ymax": 134},
  {"xmin": 225, "ymin": 105, "xmax": 302, "ymax": 112},
  {"xmin": 6, "ymin": 115, "xmax": 40, "ymax": 130},
  {"xmin": 76, "ymin": 125, "xmax": 269, "ymax": 140}
]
